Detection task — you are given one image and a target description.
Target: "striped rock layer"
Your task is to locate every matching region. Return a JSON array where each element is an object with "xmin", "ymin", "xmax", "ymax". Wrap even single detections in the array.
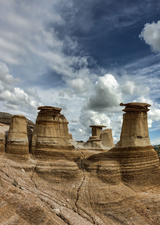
[
  {"xmin": 6, "ymin": 115, "xmax": 29, "ymax": 154},
  {"xmin": 86, "ymin": 102, "xmax": 160, "ymax": 186},
  {"xmin": 32, "ymin": 106, "xmax": 74, "ymax": 156}
]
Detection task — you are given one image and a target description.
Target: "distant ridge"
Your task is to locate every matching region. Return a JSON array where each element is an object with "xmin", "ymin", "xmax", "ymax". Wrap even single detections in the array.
[{"xmin": 0, "ymin": 112, "xmax": 34, "ymax": 127}]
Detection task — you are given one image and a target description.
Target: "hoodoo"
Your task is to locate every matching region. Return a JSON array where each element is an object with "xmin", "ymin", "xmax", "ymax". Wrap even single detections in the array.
[
  {"xmin": 114, "ymin": 102, "xmax": 160, "ymax": 184},
  {"xmin": 87, "ymin": 102, "xmax": 160, "ymax": 187},
  {"xmin": 6, "ymin": 115, "xmax": 29, "ymax": 154},
  {"xmin": 32, "ymin": 106, "xmax": 74, "ymax": 154},
  {"xmin": 100, "ymin": 128, "xmax": 114, "ymax": 148},
  {"xmin": 118, "ymin": 102, "xmax": 151, "ymax": 147},
  {"xmin": 85, "ymin": 125, "xmax": 106, "ymax": 149},
  {"xmin": 0, "ymin": 123, "xmax": 9, "ymax": 152}
]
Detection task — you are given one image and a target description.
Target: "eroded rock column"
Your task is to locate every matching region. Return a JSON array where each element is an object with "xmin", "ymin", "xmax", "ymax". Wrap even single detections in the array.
[
  {"xmin": 85, "ymin": 125, "xmax": 106, "ymax": 149},
  {"xmin": 100, "ymin": 129, "xmax": 114, "ymax": 148},
  {"xmin": 116, "ymin": 102, "xmax": 160, "ymax": 184},
  {"xmin": 6, "ymin": 115, "xmax": 29, "ymax": 154},
  {"xmin": 118, "ymin": 102, "xmax": 151, "ymax": 147},
  {"xmin": 32, "ymin": 106, "xmax": 74, "ymax": 154},
  {"xmin": 0, "ymin": 123, "xmax": 9, "ymax": 152},
  {"xmin": 86, "ymin": 102, "xmax": 160, "ymax": 187}
]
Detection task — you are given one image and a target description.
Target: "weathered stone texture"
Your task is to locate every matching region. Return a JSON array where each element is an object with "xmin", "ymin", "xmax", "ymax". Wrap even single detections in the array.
[
  {"xmin": 0, "ymin": 123, "xmax": 9, "ymax": 152},
  {"xmin": 0, "ymin": 102, "xmax": 160, "ymax": 224},
  {"xmin": 85, "ymin": 125, "xmax": 106, "ymax": 149},
  {"xmin": 32, "ymin": 106, "xmax": 74, "ymax": 155},
  {"xmin": 100, "ymin": 129, "xmax": 114, "ymax": 148},
  {"xmin": 118, "ymin": 102, "xmax": 151, "ymax": 147},
  {"xmin": 6, "ymin": 115, "xmax": 29, "ymax": 154}
]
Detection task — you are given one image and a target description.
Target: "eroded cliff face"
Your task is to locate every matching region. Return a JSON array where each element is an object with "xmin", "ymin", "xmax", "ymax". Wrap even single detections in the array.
[{"xmin": 0, "ymin": 103, "xmax": 160, "ymax": 225}]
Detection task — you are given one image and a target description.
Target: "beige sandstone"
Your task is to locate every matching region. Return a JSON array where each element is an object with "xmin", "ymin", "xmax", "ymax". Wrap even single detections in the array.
[
  {"xmin": 85, "ymin": 125, "xmax": 106, "ymax": 149},
  {"xmin": 32, "ymin": 106, "xmax": 74, "ymax": 156},
  {"xmin": 85, "ymin": 125, "xmax": 114, "ymax": 150},
  {"xmin": 0, "ymin": 123, "xmax": 9, "ymax": 152},
  {"xmin": 87, "ymin": 102, "xmax": 160, "ymax": 186},
  {"xmin": 100, "ymin": 128, "xmax": 115, "ymax": 148},
  {"xmin": 118, "ymin": 102, "xmax": 151, "ymax": 147},
  {"xmin": 6, "ymin": 115, "xmax": 29, "ymax": 154},
  {"xmin": 0, "ymin": 103, "xmax": 160, "ymax": 225}
]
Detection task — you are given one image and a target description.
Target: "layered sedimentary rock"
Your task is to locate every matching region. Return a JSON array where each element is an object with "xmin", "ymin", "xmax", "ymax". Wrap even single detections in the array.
[
  {"xmin": 6, "ymin": 115, "xmax": 29, "ymax": 154},
  {"xmin": 0, "ymin": 102, "xmax": 160, "ymax": 224},
  {"xmin": 118, "ymin": 102, "xmax": 151, "ymax": 147},
  {"xmin": 0, "ymin": 112, "xmax": 34, "ymax": 147},
  {"xmin": 87, "ymin": 102, "xmax": 160, "ymax": 187},
  {"xmin": 85, "ymin": 125, "xmax": 106, "ymax": 149},
  {"xmin": 0, "ymin": 123, "xmax": 9, "ymax": 152},
  {"xmin": 32, "ymin": 106, "xmax": 74, "ymax": 155},
  {"xmin": 100, "ymin": 129, "xmax": 114, "ymax": 148}
]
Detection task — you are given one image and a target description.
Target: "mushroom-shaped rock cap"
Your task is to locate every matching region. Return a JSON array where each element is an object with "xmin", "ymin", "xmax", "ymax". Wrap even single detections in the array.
[
  {"xmin": 12, "ymin": 114, "xmax": 26, "ymax": 119},
  {"xmin": 120, "ymin": 102, "xmax": 151, "ymax": 112},
  {"xmin": 38, "ymin": 106, "xmax": 62, "ymax": 113},
  {"xmin": 90, "ymin": 125, "xmax": 106, "ymax": 128}
]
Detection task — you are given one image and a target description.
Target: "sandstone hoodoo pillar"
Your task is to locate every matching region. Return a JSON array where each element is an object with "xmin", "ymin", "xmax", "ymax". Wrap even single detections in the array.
[
  {"xmin": 100, "ymin": 129, "xmax": 114, "ymax": 148},
  {"xmin": 115, "ymin": 102, "xmax": 160, "ymax": 184},
  {"xmin": 32, "ymin": 106, "xmax": 74, "ymax": 154},
  {"xmin": 85, "ymin": 125, "xmax": 106, "ymax": 149},
  {"xmin": 6, "ymin": 115, "xmax": 29, "ymax": 154},
  {"xmin": 0, "ymin": 124, "xmax": 9, "ymax": 152},
  {"xmin": 118, "ymin": 102, "xmax": 151, "ymax": 147},
  {"xmin": 90, "ymin": 125, "xmax": 106, "ymax": 138}
]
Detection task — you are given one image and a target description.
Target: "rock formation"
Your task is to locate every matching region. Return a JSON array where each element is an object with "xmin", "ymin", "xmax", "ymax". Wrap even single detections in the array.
[
  {"xmin": 85, "ymin": 125, "xmax": 114, "ymax": 150},
  {"xmin": 6, "ymin": 115, "xmax": 29, "ymax": 154},
  {"xmin": 0, "ymin": 111, "xmax": 34, "ymax": 148},
  {"xmin": 87, "ymin": 102, "xmax": 160, "ymax": 186},
  {"xmin": 118, "ymin": 102, "xmax": 151, "ymax": 147},
  {"xmin": 100, "ymin": 128, "xmax": 114, "ymax": 148},
  {"xmin": 85, "ymin": 125, "xmax": 106, "ymax": 149},
  {"xmin": 32, "ymin": 106, "xmax": 74, "ymax": 155},
  {"xmin": 0, "ymin": 103, "xmax": 160, "ymax": 225},
  {"xmin": 0, "ymin": 123, "xmax": 9, "ymax": 152}
]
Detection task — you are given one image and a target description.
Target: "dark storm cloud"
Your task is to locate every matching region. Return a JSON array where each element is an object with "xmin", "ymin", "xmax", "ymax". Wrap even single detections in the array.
[{"xmin": 53, "ymin": 0, "xmax": 160, "ymax": 70}]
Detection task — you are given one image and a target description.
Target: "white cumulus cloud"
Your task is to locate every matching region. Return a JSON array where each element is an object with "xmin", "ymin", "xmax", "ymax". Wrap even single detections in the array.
[{"xmin": 140, "ymin": 20, "xmax": 160, "ymax": 52}]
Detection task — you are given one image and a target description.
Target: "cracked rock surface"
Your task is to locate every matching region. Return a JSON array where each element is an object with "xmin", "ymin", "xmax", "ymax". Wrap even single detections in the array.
[{"xmin": 0, "ymin": 148, "xmax": 160, "ymax": 225}]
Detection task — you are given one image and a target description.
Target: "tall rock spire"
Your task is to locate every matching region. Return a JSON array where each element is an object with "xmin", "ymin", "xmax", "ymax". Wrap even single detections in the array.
[
  {"xmin": 118, "ymin": 102, "xmax": 151, "ymax": 147},
  {"xmin": 32, "ymin": 106, "xmax": 74, "ymax": 155}
]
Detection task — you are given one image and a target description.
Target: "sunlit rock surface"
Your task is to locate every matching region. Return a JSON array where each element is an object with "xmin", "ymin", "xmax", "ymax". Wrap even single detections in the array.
[
  {"xmin": 32, "ymin": 106, "xmax": 74, "ymax": 156},
  {"xmin": 85, "ymin": 125, "xmax": 114, "ymax": 150},
  {"xmin": 0, "ymin": 103, "xmax": 160, "ymax": 225},
  {"xmin": 6, "ymin": 115, "xmax": 29, "ymax": 155}
]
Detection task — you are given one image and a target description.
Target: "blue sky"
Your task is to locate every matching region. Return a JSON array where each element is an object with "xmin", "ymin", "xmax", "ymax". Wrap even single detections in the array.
[{"xmin": 0, "ymin": 0, "xmax": 160, "ymax": 144}]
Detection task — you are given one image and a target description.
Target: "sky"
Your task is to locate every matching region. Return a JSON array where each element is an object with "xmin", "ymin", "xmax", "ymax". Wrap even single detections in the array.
[{"xmin": 0, "ymin": 0, "xmax": 160, "ymax": 144}]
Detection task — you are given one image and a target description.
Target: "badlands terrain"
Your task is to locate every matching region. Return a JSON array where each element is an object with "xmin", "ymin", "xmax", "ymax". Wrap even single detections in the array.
[{"xmin": 0, "ymin": 103, "xmax": 160, "ymax": 225}]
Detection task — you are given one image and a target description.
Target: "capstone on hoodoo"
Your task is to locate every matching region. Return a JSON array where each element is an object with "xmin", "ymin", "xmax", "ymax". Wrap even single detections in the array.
[
  {"xmin": 118, "ymin": 102, "xmax": 151, "ymax": 147},
  {"xmin": 85, "ymin": 125, "xmax": 114, "ymax": 150},
  {"xmin": 114, "ymin": 102, "xmax": 159, "ymax": 183},
  {"xmin": 32, "ymin": 106, "xmax": 74, "ymax": 154}
]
